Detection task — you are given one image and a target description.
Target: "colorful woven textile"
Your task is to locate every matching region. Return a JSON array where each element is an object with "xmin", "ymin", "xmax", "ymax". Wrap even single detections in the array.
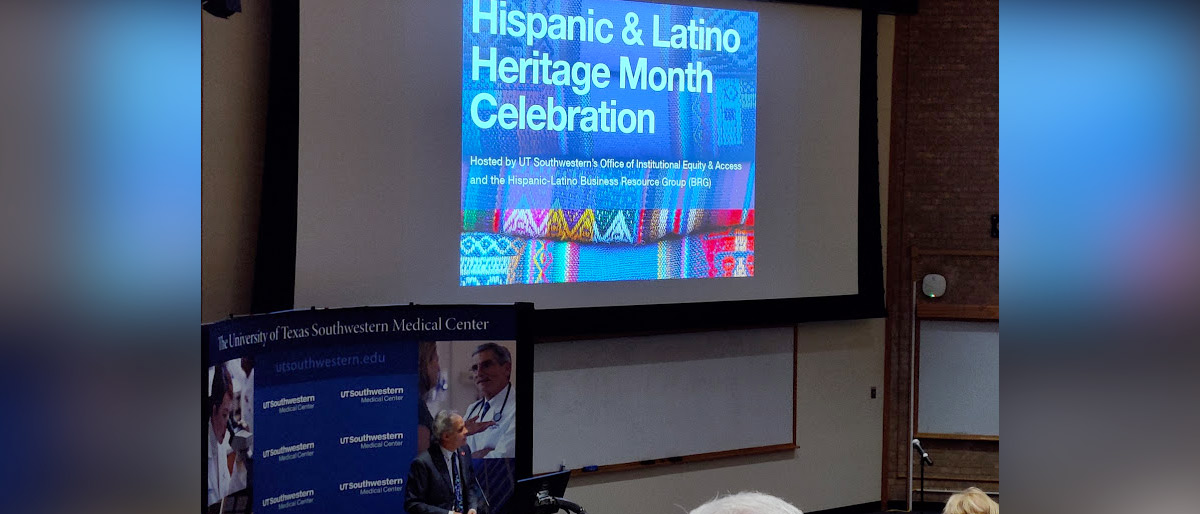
[
  {"xmin": 464, "ymin": 208, "xmax": 755, "ymax": 244},
  {"xmin": 460, "ymin": 227, "xmax": 754, "ymax": 286}
]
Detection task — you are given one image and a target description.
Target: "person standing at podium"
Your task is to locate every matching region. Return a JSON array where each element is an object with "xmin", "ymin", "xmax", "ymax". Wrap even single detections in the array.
[{"xmin": 405, "ymin": 411, "xmax": 487, "ymax": 514}]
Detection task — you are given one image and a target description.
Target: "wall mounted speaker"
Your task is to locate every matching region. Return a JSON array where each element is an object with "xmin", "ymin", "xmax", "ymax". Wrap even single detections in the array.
[{"xmin": 922, "ymin": 274, "xmax": 946, "ymax": 298}]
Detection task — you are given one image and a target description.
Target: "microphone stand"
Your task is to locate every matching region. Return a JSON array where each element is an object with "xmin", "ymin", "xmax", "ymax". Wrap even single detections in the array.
[
  {"xmin": 919, "ymin": 456, "xmax": 926, "ymax": 505},
  {"xmin": 472, "ymin": 475, "xmax": 491, "ymax": 512},
  {"xmin": 554, "ymin": 498, "xmax": 586, "ymax": 514},
  {"xmin": 912, "ymin": 441, "xmax": 932, "ymax": 510},
  {"xmin": 535, "ymin": 491, "xmax": 587, "ymax": 514}
]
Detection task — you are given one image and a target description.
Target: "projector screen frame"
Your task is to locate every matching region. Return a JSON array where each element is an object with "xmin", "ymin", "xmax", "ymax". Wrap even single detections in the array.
[{"xmin": 249, "ymin": 0, "xmax": 901, "ymax": 337}]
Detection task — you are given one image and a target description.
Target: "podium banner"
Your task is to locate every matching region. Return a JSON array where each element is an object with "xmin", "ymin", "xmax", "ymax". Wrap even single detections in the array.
[{"xmin": 202, "ymin": 304, "xmax": 530, "ymax": 514}]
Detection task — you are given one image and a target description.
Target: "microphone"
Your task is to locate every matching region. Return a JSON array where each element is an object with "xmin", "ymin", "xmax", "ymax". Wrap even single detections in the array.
[
  {"xmin": 912, "ymin": 438, "xmax": 933, "ymax": 466},
  {"xmin": 472, "ymin": 474, "xmax": 492, "ymax": 511}
]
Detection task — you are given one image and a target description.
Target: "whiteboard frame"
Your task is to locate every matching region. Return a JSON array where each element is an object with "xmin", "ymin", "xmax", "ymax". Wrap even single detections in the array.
[
  {"xmin": 530, "ymin": 325, "xmax": 798, "ymax": 476},
  {"xmin": 913, "ymin": 315, "xmax": 999, "ymax": 441}
]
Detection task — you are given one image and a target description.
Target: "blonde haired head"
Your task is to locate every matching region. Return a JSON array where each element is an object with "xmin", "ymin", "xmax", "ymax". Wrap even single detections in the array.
[{"xmin": 943, "ymin": 487, "xmax": 997, "ymax": 514}]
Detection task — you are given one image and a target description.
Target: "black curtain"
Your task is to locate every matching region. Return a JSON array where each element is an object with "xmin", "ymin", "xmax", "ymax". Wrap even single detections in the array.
[{"xmin": 250, "ymin": 1, "xmax": 298, "ymax": 313}]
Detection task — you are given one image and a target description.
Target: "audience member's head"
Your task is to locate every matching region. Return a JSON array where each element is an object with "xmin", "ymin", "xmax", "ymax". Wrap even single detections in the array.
[
  {"xmin": 943, "ymin": 487, "xmax": 998, "ymax": 514},
  {"xmin": 689, "ymin": 491, "xmax": 802, "ymax": 514}
]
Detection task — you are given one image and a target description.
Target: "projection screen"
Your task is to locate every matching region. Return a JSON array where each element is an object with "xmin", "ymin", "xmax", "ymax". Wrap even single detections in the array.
[{"xmin": 294, "ymin": 0, "xmax": 874, "ymax": 334}]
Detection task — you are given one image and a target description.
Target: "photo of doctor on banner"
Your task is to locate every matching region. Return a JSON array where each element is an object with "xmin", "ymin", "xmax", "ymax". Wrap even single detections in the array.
[
  {"xmin": 463, "ymin": 342, "xmax": 515, "ymax": 460},
  {"xmin": 207, "ymin": 358, "xmax": 254, "ymax": 512}
]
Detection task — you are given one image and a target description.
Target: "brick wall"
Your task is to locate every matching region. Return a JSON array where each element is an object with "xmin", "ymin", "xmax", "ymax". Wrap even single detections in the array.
[{"xmin": 884, "ymin": 0, "xmax": 999, "ymax": 504}]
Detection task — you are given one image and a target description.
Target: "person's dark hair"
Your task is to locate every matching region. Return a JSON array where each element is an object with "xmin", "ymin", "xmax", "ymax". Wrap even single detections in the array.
[
  {"xmin": 472, "ymin": 342, "xmax": 511, "ymax": 366},
  {"xmin": 208, "ymin": 365, "xmax": 233, "ymax": 418},
  {"xmin": 418, "ymin": 341, "xmax": 437, "ymax": 397},
  {"xmin": 432, "ymin": 410, "xmax": 460, "ymax": 441}
]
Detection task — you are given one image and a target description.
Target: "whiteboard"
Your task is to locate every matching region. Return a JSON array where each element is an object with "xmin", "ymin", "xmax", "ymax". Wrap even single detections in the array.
[
  {"xmin": 917, "ymin": 321, "xmax": 999, "ymax": 437},
  {"xmin": 532, "ymin": 328, "xmax": 795, "ymax": 473}
]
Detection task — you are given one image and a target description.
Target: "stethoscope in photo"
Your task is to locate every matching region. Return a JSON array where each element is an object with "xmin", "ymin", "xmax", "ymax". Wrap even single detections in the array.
[{"xmin": 466, "ymin": 383, "xmax": 510, "ymax": 425}]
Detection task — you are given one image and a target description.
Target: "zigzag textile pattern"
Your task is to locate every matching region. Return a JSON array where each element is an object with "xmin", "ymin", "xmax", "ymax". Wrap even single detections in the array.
[{"xmin": 460, "ymin": 227, "xmax": 754, "ymax": 286}]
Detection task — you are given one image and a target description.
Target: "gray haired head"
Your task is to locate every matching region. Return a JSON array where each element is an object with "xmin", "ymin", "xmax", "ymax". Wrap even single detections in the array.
[
  {"xmin": 689, "ymin": 492, "xmax": 803, "ymax": 514},
  {"xmin": 472, "ymin": 342, "xmax": 511, "ymax": 366},
  {"xmin": 431, "ymin": 410, "xmax": 461, "ymax": 440}
]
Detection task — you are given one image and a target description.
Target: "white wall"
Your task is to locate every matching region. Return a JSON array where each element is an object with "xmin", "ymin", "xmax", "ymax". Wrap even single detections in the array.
[
  {"xmin": 201, "ymin": 2, "xmax": 272, "ymax": 322},
  {"xmin": 556, "ymin": 319, "xmax": 885, "ymax": 513},
  {"xmin": 533, "ymin": 328, "xmax": 796, "ymax": 474}
]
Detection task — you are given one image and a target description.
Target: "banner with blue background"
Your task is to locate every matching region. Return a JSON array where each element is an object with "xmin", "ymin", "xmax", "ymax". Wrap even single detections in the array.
[{"xmin": 203, "ymin": 304, "xmax": 525, "ymax": 514}]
